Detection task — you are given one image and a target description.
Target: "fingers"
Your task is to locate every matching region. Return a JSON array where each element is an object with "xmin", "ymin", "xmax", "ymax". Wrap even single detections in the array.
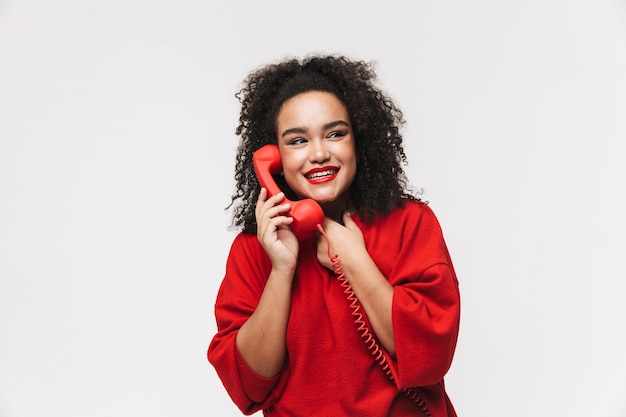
[
  {"xmin": 318, "ymin": 211, "xmax": 363, "ymax": 249},
  {"xmin": 256, "ymin": 188, "xmax": 293, "ymax": 236},
  {"xmin": 342, "ymin": 210, "xmax": 356, "ymax": 228}
]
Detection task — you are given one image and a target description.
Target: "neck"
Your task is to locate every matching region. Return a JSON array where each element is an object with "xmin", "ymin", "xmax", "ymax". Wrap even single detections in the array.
[{"xmin": 320, "ymin": 196, "xmax": 352, "ymax": 224}]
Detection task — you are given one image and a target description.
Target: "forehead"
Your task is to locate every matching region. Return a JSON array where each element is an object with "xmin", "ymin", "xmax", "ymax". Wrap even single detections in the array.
[{"xmin": 277, "ymin": 91, "xmax": 349, "ymax": 125}]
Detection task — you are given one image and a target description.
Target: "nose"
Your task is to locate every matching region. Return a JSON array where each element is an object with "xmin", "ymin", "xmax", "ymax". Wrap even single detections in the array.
[{"xmin": 309, "ymin": 140, "xmax": 330, "ymax": 163}]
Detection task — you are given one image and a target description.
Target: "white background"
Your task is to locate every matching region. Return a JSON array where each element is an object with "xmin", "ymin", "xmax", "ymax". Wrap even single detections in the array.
[{"xmin": 1, "ymin": 1, "xmax": 625, "ymax": 416}]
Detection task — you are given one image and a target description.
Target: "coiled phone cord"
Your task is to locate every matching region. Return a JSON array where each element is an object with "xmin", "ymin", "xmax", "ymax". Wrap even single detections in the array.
[{"xmin": 317, "ymin": 225, "xmax": 431, "ymax": 417}]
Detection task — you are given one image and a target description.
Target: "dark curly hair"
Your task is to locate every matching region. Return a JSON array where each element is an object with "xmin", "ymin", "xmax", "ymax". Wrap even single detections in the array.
[{"xmin": 227, "ymin": 53, "xmax": 419, "ymax": 234}]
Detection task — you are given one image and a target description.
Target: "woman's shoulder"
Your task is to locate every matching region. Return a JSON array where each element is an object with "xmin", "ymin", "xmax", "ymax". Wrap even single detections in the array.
[
  {"xmin": 228, "ymin": 230, "xmax": 265, "ymax": 256},
  {"xmin": 354, "ymin": 198, "xmax": 438, "ymax": 231},
  {"xmin": 393, "ymin": 198, "xmax": 438, "ymax": 220},
  {"xmin": 372, "ymin": 198, "xmax": 444, "ymax": 236},
  {"xmin": 225, "ymin": 231, "xmax": 272, "ymax": 272}
]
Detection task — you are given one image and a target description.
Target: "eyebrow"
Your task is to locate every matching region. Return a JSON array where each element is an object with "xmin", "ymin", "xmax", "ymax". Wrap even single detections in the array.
[{"xmin": 281, "ymin": 120, "xmax": 350, "ymax": 138}]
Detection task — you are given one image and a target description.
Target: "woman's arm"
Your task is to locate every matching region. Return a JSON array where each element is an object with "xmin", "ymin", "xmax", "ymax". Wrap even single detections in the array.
[
  {"xmin": 317, "ymin": 212, "xmax": 396, "ymax": 353},
  {"xmin": 235, "ymin": 266, "xmax": 294, "ymax": 377},
  {"xmin": 236, "ymin": 188, "xmax": 299, "ymax": 377}
]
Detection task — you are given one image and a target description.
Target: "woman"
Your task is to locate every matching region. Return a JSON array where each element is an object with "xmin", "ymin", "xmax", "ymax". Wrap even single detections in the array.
[{"xmin": 208, "ymin": 54, "xmax": 460, "ymax": 416}]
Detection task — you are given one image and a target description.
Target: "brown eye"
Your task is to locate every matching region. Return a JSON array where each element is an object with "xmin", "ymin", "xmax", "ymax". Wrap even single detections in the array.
[
  {"xmin": 328, "ymin": 131, "xmax": 346, "ymax": 139},
  {"xmin": 288, "ymin": 137, "xmax": 307, "ymax": 145}
]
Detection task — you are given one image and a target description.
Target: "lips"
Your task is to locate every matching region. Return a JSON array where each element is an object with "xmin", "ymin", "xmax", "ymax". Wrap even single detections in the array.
[{"xmin": 304, "ymin": 166, "xmax": 339, "ymax": 183}]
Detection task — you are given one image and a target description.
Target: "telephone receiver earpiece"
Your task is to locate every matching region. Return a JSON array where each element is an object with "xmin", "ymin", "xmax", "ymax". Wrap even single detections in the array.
[{"xmin": 253, "ymin": 144, "xmax": 325, "ymax": 237}]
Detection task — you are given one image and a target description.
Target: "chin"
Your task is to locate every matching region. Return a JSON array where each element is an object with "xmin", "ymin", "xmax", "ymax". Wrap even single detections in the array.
[{"xmin": 310, "ymin": 194, "xmax": 338, "ymax": 204}]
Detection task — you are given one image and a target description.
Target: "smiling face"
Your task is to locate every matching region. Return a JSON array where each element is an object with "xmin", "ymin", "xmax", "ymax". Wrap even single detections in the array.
[{"xmin": 276, "ymin": 91, "xmax": 357, "ymax": 219}]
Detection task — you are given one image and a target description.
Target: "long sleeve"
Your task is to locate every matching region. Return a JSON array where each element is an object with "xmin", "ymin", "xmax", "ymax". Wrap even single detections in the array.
[
  {"xmin": 207, "ymin": 233, "xmax": 290, "ymax": 414},
  {"xmin": 356, "ymin": 201, "xmax": 461, "ymax": 389}
]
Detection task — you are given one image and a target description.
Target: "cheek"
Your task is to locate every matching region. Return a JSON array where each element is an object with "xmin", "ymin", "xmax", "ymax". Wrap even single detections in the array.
[
  {"xmin": 346, "ymin": 163, "xmax": 357, "ymax": 186},
  {"xmin": 281, "ymin": 161, "xmax": 301, "ymax": 188},
  {"xmin": 345, "ymin": 152, "xmax": 358, "ymax": 179}
]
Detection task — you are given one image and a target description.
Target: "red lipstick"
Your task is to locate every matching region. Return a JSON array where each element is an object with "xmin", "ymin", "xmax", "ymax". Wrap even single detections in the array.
[{"xmin": 304, "ymin": 166, "xmax": 339, "ymax": 184}]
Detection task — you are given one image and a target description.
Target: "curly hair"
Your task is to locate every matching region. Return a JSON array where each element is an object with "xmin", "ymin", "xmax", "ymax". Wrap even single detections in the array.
[{"xmin": 227, "ymin": 53, "xmax": 419, "ymax": 234}]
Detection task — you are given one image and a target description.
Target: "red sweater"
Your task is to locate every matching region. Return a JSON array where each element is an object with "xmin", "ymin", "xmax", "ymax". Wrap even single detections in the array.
[{"xmin": 208, "ymin": 200, "xmax": 460, "ymax": 416}]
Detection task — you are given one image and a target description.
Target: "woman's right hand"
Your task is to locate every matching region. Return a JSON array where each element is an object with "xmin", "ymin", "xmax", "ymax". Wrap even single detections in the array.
[{"xmin": 255, "ymin": 188, "xmax": 299, "ymax": 274}]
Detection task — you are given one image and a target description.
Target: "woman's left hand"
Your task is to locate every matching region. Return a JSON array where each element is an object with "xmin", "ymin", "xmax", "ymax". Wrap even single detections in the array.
[
  {"xmin": 316, "ymin": 211, "xmax": 366, "ymax": 270},
  {"xmin": 316, "ymin": 210, "xmax": 396, "ymax": 353}
]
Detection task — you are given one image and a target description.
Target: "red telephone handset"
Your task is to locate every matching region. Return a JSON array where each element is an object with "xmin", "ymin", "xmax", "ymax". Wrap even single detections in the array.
[{"xmin": 253, "ymin": 144, "xmax": 325, "ymax": 237}]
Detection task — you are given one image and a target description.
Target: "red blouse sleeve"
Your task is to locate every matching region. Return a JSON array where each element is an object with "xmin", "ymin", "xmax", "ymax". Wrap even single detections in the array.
[
  {"xmin": 361, "ymin": 202, "xmax": 461, "ymax": 389},
  {"xmin": 207, "ymin": 233, "xmax": 290, "ymax": 414}
]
